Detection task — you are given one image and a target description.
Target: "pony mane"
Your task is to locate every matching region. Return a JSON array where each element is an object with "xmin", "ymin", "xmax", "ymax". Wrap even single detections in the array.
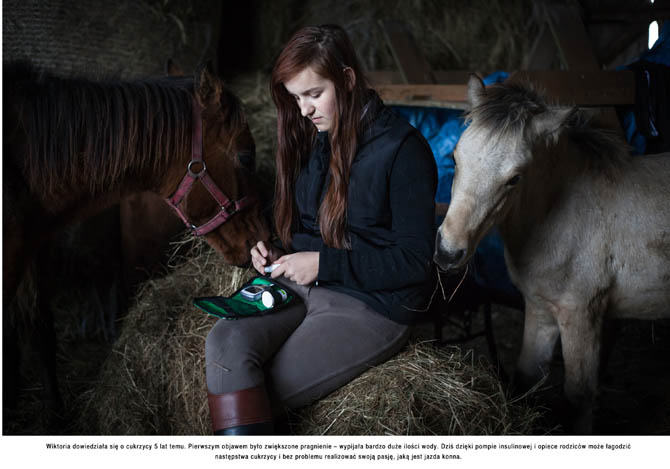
[
  {"xmin": 6, "ymin": 62, "xmax": 244, "ymax": 195},
  {"xmin": 465, "ymin": 82, "xmax": 547, "ymax": 138},
  {"xmin": 465, "ymin": 81, "xmax": 631, "ymax": 170}
]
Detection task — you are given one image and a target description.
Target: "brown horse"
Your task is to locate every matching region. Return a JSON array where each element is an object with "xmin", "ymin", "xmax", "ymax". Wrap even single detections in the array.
[
  {"xmin": 2, "ymin": 62, "xmax": 269, "ymax": 422},
  {"xmin": 3, "ymin": 62, "xmax": 269, "ymax": 305}
]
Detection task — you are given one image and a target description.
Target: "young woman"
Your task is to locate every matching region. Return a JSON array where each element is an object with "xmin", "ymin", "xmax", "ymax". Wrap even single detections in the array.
[{"xmin": 205, "ymin": 24, "xmax": 437, "ymax": 435}]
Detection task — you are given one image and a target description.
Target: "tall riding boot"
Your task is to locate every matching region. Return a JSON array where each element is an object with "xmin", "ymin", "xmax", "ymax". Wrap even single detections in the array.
[{"xmin": 207, "ymin": 384, "xmax": 274, "ymax": 435}]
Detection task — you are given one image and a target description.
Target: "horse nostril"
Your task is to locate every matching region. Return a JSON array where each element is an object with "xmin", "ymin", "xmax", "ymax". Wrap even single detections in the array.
[
  {"xmin": 434, "ymin": 232, "xmax": 467, "ymax": 268},
  {"xmin": 433, "ymin": 247, "xmax": 466, "ymax": 269},
  {"xmin": 450, "ymin": 249, "xmax": 466, "ymax": 264}
]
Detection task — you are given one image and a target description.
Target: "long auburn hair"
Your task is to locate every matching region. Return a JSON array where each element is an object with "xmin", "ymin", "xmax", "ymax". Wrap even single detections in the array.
[{"xmin": 270, "ymin": 24, "xmax": 369, "ymax": 249}]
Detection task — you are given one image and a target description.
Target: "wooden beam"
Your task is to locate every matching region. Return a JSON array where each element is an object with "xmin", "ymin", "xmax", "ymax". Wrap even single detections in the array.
[
  {"xmin": 507, "ymin": 70, "xmax": 635, "ymax": 106},
  {"xmin": 368, "ymin": 70, "xmax": 475, "ymax": 85},
  {"xmin": 543, "ymin": 4, "xmax": 624, "ymax": 132},
  {"xmin": 436, "ymin": 203, "xmax": 449, "ymax": 217},
  {"xmin": 432, "ymin": 70, "xmax": 474, "ymax": 85},
  {"xmin": 373, "ymin": 70, "xmax": 634, "ymax": 108},
  {"xmin": 380, "ymin": 20, "xmax": 435, "ymax": 84},
  {"xmin": 373, "ymin": 83, "xmax": 469, "ymax": 109}
]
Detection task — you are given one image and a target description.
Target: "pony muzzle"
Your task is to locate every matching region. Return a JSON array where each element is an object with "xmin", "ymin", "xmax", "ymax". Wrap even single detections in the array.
[{"xmin": 434, "ymin": 234, "xmax": 464, "ymax": 269}]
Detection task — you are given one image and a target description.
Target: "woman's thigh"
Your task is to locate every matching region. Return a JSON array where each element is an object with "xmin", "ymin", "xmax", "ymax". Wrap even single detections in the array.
[
  {"xmin": 205, "ymin": 299, "xmax": 307, "ymax": 394},
  {"xmin": 267, "ymin": 284, "xmax": 410, "ymax": 410}
]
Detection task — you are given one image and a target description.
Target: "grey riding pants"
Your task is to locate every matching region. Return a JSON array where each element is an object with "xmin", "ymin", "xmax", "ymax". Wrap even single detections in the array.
[{"xmin": 205, "ymin": 278, "xmax": 410, "ymax": 411}]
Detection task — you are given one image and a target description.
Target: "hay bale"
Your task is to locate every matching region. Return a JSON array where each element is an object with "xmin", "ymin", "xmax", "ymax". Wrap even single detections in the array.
[
  {"xmin": 76, "ymin": 237, "xmax": 254, "ymax": 435},
  {"xmin": 3, "ymin": 0, "xmax": 221, "ymax": 78},
  {"xmin": 243, "ymin": 0, "xmax": 536, "ymax": 74},
  {"xmin": 79, "ymin": 238, "xmax": 546, "ymax": 435},
  {"xmin": 292, "ymin": 341, "xmax": 544, "ymax": 435}
]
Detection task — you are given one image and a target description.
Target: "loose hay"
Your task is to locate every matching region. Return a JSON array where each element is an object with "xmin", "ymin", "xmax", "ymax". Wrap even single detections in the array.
[
  {"xmin": 243, "ymin": 0, "xmax": 537, "ymax": 75},
  {"xmin": 77, "ymin": 237, "xmax": 546, "ymax": 435},
  {"xmin": 76, "ymin": 236, "xmax": 255, "ymax": 435},
  {"xmin": 290, "ymin": 341, "xmax": 545, "ymax": 436}
]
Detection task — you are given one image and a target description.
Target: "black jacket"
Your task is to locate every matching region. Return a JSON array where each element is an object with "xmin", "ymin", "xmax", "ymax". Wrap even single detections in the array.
[{"xmin": 290, "ymin": 91, "xmax": 438, "ymax": 324}]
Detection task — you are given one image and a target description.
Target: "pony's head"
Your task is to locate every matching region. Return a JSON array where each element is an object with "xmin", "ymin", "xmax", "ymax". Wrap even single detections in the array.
[
  {"xmin": 163, "ymin": 63, "xmax": 269, "ymax": 266},
  {"xmin": 434, "ymin": 75, "xmax": 574, "ymax": 271}
]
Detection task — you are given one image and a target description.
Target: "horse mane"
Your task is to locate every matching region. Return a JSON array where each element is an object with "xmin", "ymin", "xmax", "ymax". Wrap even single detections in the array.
[
  {"xmin": 6, "ymin": 62, "xmax": 244, "ymax": 196},
  {"xmin": 465, "ymin": 81, "xmax": 632, "ymax": 171},
  {"xmin": 465, "ymin": 82, "xmax": 546, "ymax": 138}
]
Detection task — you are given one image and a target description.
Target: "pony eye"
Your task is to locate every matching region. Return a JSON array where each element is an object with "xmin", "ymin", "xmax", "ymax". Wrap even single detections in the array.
[{"xmin": 506, "ymin": 175, "xmax": 521, "ymax": 187}]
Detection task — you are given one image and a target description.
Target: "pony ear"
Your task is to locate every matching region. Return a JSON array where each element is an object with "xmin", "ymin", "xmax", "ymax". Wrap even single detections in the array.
[
  {"xmin": 530, "ymin": 107, "xmax": 576, "ymax": 142},
  {"xmin": 194, "ymin": 61, "xmax": 222, "ymax": 109},
  {"xmin": 165, "ymin": 59, "xmax": 183, "ymax": 77},
  {"xmin": 467, "ymin": 74, "xmax": 486, "ymax": 108}
]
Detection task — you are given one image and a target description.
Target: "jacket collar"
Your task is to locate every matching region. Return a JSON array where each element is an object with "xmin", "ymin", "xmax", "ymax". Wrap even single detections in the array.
[{"xmin": 358, "ymin": 89, "xmax": 387, "ymax": 145}]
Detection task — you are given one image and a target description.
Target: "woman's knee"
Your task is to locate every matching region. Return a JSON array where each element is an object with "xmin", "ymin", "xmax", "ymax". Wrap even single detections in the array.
[
  {"xmin": 205, "ymin": 320, "xmax": 264, "ymax": 394},
  {"xmin": 205, "ymin": 320, "xmax": 254, "ymax": 364}
]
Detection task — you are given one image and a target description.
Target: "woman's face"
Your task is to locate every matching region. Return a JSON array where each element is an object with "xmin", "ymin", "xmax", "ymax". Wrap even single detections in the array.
[{"xmin": 284, "ymin": 66, "xmax": 336, "ymax": 132}]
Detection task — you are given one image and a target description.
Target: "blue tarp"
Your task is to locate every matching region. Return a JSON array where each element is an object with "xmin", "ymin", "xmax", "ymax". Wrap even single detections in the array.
[{"xmin": 620, "ymin": 21, "xmax": 670, "ymax": 155}]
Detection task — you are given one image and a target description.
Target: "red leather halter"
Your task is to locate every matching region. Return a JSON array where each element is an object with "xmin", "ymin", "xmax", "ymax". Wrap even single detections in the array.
[{"xmin": 165, "ymin": 99, "xmax": 255, "ymax": 236}]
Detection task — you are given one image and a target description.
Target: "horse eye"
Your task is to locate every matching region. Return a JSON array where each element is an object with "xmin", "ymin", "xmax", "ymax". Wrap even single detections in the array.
[
  {"xmin": 506, "ymin": 175, "xmax": 521, "ymax": 187},
  {"xmin": 238, "ymin": 150, "xmax": 255, "ymax": 173}
]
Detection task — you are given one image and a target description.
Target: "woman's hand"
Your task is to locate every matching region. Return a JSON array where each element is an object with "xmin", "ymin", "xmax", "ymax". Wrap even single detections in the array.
[
  {"xmin": 250, "ymin": 241, "xmax": 284, "ymax": 274},
  {"xmin": 271, "ymin": 251, "xmax": 319, "ymax": 285}
]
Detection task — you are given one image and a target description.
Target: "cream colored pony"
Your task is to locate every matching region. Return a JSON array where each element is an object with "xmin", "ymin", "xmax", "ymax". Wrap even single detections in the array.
[{"xmin": 434, "ymin": 75, "xmax": 670, "ymax": 433}]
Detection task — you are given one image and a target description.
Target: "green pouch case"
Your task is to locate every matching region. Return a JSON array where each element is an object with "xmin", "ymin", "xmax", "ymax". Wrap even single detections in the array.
[{"xmin": 193, "ymin": 276, "xmax": 297, "ymax": 320}]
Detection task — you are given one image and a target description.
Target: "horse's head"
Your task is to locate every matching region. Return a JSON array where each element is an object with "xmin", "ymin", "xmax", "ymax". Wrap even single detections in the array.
[
  {"xmin": 434, "ymin": 75, "xmax": 573, "ymax": 271},
  {"xmin": 165, "ymin": 63, "xmax": 269, "ymax": 266}
]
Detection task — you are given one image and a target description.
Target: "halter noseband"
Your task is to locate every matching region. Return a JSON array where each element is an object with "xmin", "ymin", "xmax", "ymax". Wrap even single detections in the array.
[{"xmin": 165, "ymin": 99, "xmax": 255, "ymax": 236}]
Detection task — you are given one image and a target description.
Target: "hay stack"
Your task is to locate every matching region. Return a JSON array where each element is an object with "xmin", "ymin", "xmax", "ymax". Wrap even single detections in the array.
[
  {"xmin": 291, "ymin": 342, "xmax": 543, "ymax": 435},
  {"xmin": 78, "ymin": 238, "xmax": 546, "ymax": 435},
  {"xmin": 76, "ymin": 238, "xmax": 253, "ymax": 435},
  {"xmin": 3, "ymin": 0, "xmax": 220, "ymax": 78},
  {"xmin": 241, "ymin": 0, "xmax": 536, "ymax": 74}
]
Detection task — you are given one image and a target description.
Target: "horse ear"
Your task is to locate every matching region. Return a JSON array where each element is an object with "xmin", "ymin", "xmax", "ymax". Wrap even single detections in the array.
[
  {"xmin": 194, "ymin": 61, "xmax": 222, "ymax": 109},
  {"xmin": 165, "ymin": 59, "xmax": 183, "ymax": 77},
  {"xmin": 467, "ymin": 74, "xmax": 486, "ymax": 108},
  {"xmin": 530, "ymin": 107, "xmax": 576, "ymax": 142}
]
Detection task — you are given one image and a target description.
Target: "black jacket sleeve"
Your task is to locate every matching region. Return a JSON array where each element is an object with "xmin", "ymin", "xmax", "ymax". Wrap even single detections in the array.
[
  {"xmin": 316, "ymin": 134, "xmax": 437, "ymax": 291},
  {"xmin": 291, "ymin": 232, "xmax": 324, "ymax": 252}
]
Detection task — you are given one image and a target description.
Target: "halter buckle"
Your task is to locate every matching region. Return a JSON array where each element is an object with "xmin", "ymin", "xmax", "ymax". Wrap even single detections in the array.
[{"xmin": 187, "ymin": 160, "xmax": 207, "ymax": 177}]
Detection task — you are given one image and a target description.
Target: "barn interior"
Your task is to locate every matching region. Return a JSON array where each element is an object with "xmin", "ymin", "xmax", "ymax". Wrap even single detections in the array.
[{"xmin": 3, "ymin": 0, "xmax": 670, "ymax": 435}]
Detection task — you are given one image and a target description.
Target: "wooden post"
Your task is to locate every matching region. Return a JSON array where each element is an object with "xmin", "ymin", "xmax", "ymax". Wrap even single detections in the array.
[
  {"xmin": 379, "ymin": 20, "xmax": 436, "ymax": 84},
  {"xmin": 543, "ymin": 4, "xmax": 623, "ymax": 132}
]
